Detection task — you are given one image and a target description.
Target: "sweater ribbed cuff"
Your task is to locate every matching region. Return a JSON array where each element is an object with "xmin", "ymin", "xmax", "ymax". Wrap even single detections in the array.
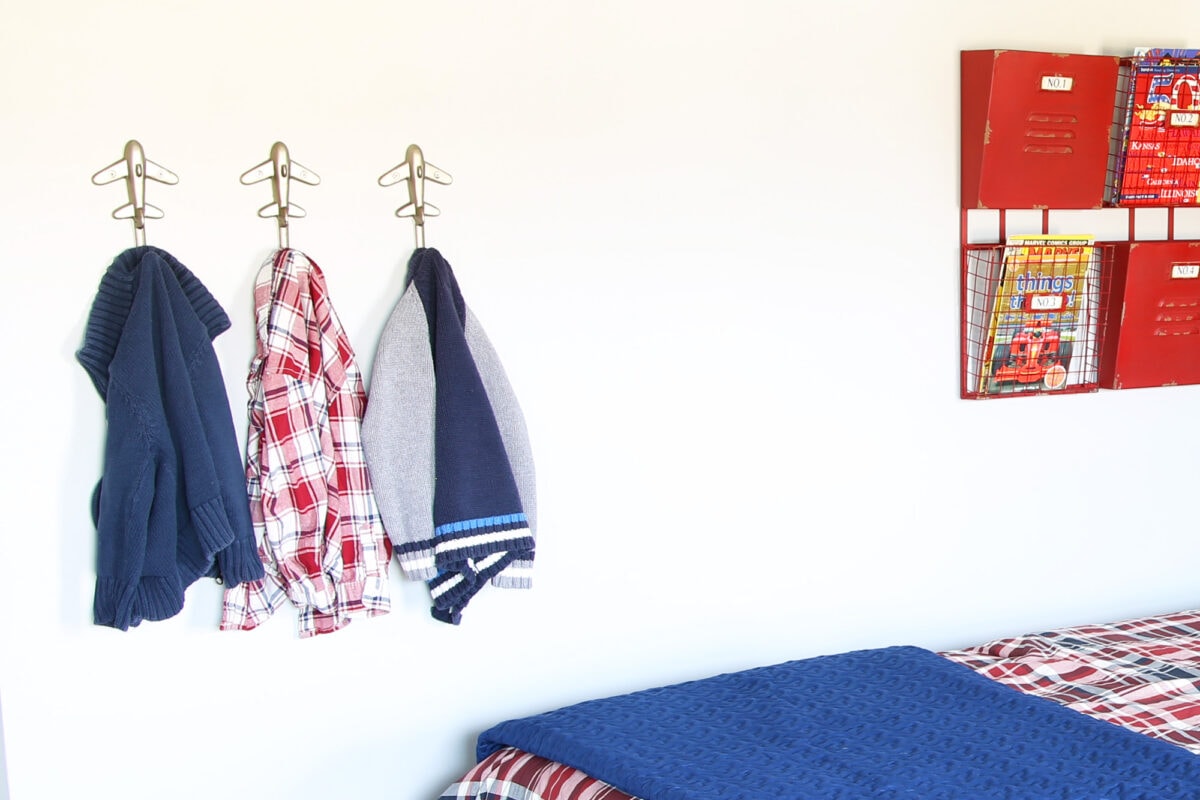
[
  {"xmin": 395, "ymin": 542, "xmax": 438, "ymax": 581},
  {"xmin": 431, "ymin": 519, "xmax": 534, "ymax": 570},
  {"xmin": 491, "ymin": 557, "xmax": 534, "ymax": 589},
  {"xmin": 422, "ymin": 518, "xmax": 535, "ymax": 624},
  {"xmin": 427, "ymin": 549, "xmax": 522, "ymax": 625},
  {"xmin": 216, "ymin": 537, "xmax": 267, "ymax": 587},
  {"xmin": 190, "ymin": 496, "xmax": 236, "ymax": 561},
  {"xmin": 94, "ymin": 575, "xmax": 184, "ymax": 631}
]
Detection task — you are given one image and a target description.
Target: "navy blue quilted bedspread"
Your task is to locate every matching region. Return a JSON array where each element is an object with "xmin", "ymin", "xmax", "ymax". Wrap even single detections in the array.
[{"xmin": 477, "ymin": 646, "xmax": 1200, "ymax": 799}]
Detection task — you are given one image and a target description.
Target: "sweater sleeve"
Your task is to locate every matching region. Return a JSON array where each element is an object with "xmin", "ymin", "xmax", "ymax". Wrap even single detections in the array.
[
  {"xmin": 142, "ymin": 266, "xmax": 244, "ymax": 582},
  {"xmin": 464, "ymin": 309, "xmax": 537, "ymax": 590},
  {"xmin": 184, "ymin": 343, "xmax": 264, "ymax": 587},
  {"xmin": 361, "ymin": 284, "xmax": 438, "ymax": 581},
  {"xmin": 92, "ymin": 387, "xmax": 185, "ymax": 629}
]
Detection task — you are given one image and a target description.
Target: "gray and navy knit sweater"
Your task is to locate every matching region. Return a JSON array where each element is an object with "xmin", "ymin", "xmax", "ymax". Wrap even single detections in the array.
[{"xmin": 362, "ymin": 248, "xmax": 535, "ymax": 624}]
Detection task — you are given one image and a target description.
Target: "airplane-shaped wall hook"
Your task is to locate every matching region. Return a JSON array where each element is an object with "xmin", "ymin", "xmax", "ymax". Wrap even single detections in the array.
[
  {"xmin": 92, "ymin": 140, "xmax": 179, "ymax": 247},
  {"xmin": 378, "ymin": 144, "xmax": 452, "ymax": 248},
  {"xmin": 240, "ymin": 141, "xmax": 320, "ymax": 250}
]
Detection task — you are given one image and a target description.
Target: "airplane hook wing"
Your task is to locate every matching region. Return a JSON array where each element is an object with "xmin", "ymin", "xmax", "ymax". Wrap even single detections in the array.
[
  {"xmin": 423, "ymin": 162, "xmax": 452, "ymax": 186},
  {"xmin": 240, "ymin": 159, "xmax": 273, "ymax": 185},
  {"xmin": 91, "ymin": 157, "xmax": 128, "ymax": 186},
  {"xmin": 289, "ymin": 160, "xmax": 320, "ymax": 186},
  {"xmin": 144, "ymin": 160, "xmax": 179, "ymax": 186},
  {"xmin": 378, "ymin": 164, "xmax": 410, "ymax": 188},
  {"xmin": 258, "ymin": 202, "xmax": 307, "ymax": 219}
]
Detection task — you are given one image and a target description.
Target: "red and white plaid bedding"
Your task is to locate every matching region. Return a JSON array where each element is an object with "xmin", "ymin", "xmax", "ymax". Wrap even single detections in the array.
[
  {"xmin": 941, "ymin": 608, "xmax": 1200, "ymax": 755},
  {"xmin": 440, "ymin": 747, "xmax": 638, "ymax": 800},
  {"xmin": 439, "ymin": 609, "xmax": 1200, "ymax": 800}
]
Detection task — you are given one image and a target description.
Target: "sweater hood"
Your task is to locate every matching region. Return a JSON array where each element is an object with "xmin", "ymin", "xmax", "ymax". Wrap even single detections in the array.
[{"xmin": 76, "ymin": 246, "xmax": 230, "ymax": 398}]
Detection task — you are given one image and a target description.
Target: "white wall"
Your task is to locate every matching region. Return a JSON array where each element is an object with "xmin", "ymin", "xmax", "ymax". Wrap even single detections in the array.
[
  {"xmin": 0, "ymin": 692, "xmax": 8, "ymax": 800},
  {"xmin": 2, "ymin": 2, "xmax": 1199, "ymax": 798}
]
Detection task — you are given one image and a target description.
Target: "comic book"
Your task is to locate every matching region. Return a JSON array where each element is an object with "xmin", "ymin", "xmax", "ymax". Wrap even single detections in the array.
[
  {"xmin": 1116, "ymin": 48, "xmax": 1200, "ymax": 205},
  {"xmin": 977, "ymin": 235, "xmax": 1099, "ymax": 395}
]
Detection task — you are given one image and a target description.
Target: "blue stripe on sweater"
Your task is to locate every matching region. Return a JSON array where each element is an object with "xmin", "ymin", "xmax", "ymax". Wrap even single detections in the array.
[{"xmin": 435, "ymin": 513, "xmax": 528, "ymax": 536}]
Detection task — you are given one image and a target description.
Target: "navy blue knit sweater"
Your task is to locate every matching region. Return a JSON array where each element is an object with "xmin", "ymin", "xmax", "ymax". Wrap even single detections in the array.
[{"xmin": 77, "ymin": 247, "xmax": 263, "ymax": 630}]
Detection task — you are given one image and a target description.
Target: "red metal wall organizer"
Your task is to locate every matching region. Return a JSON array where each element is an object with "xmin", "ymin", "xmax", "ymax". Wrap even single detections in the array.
[{"xmin": 960, "ymin": 48, "xmax": 1200, "ymax": 398}]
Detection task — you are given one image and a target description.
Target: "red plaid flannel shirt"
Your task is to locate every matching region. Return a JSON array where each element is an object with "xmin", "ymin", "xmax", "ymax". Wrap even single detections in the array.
[{"xmin": 222, "ymin": 249, "xmax": 391, "ymax": 638}]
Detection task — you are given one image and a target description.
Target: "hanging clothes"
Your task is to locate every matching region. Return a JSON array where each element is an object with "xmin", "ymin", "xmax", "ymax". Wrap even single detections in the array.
[
  {"xmin": 221, "ymin": 248, "xmax": 391, "ymax": 638},
  {"xmin": 76, "ymin": 246, "xmax": 264, "ymax": 630},
  {"xmin": 362, "ymin": 247, "xmax": 536, "ymax": 624}
]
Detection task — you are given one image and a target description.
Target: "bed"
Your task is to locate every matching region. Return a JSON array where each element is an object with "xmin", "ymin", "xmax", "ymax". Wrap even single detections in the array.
[{"xmin": 439, "ymin": 609, "xmax": 1200, "ymax": 799}]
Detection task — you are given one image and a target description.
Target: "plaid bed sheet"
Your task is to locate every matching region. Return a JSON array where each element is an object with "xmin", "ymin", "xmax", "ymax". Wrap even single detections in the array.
[
  {"xmin": 439, "ymin": 747, "xmax": 637, "ymax": 800},
  {"xmin": 439, "ymin": 609, "xmax": 1200, "ymax": 800},
  {"xmin": 941, "ymin": 608, "xmax": 1200, "ymax": 756}
]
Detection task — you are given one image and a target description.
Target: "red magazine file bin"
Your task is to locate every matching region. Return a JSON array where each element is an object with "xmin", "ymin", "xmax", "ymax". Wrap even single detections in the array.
[
  {"xmin": 1100, "ymin": 240, "xmax": 1200, "ymax": 388},
  {"xmin": 962, "ymin": 50, "xmax": 1120, "ymax": 209},
  {"xmin": 961, "ymin": 240, "xmax": 1112, "ymax": 399}
]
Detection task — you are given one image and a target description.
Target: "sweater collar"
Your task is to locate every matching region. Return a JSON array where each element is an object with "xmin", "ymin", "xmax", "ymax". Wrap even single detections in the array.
[{"xmin": 76, "ymin": 246, "xmax": 230, "ymax": 398}]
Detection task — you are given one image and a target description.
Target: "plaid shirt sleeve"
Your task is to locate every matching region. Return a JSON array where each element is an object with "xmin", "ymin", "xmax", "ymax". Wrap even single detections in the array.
[
  {"xmin": 295, "ymin": 263, "xmax": 390, "ymax": 636},
  {"xmin": 218, "ymin": 342, "xmax": 284, "ymax": 632},
  {"xmin": 222, "ymin": 251, "xmax": 390, "ymax": 638}
]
